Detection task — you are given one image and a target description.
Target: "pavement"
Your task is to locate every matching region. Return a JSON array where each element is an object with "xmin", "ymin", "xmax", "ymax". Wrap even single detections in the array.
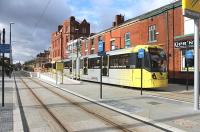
[
  {"xmin": 38, "ymin": 72, "xmax": 200, "ymax": 132},
  {"xmin": 0, "ymin": 71, "xmax": 200, "ymax": 132},
  {"xmin": 0, "ymin": 75, "xmax": 23, "ymax": 132}
]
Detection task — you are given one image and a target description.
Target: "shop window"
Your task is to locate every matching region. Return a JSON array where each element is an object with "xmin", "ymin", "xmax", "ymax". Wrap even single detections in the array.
[
  {"xmin": 125, "ymin": 32, "xmax": 131, "ymax": 48},
  {"xmin": 148, "ymin": 25, "xmax": 157, "ymax": 42},
  {"xmin": 181, "ymin": 49, "xmax": 194, "ymax": 71}
]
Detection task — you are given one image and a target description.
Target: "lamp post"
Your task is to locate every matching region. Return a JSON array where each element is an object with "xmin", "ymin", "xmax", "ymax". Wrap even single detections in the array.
[
  {"xmin": 75, "ymin": 28, "xmax": 79, "ymax": 80},
  {"xmin": 10, "ymin": 22, "xmax": 14, "ymax": 65}
]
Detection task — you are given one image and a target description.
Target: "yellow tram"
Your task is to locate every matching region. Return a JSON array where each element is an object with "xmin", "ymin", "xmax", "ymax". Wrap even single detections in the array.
[{"xmin": 65, "ymin": 45, "xmax": 168, "ymax": 88}]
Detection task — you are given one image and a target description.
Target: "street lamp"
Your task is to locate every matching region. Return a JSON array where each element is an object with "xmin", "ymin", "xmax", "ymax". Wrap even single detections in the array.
[
  {"xmin": 10, "ymin": 22, "xmax": 15, "ymax": 64},
  {"xmin": 75, "ymin": 28, "xmax": 79, "ymax": 80}
]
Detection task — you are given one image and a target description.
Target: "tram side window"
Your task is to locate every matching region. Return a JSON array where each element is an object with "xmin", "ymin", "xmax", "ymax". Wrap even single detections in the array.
[
  {"xmin": 128, "ymin": 53, "xmax": 136, "ymax": 68},
  {"xmin": 64, "ymin": 61, "xmax": 71, "ymax": 69},
  {"xmin": 109, "ymin": 54, "xmax": 131, "ymax": 69},
  {"xmin": 88, "ymin": 58, "xmax": 100, "ymax": 69},
  {"xmin": 109, "ymin": 55, "xmax": 119, "ymax": 68}
]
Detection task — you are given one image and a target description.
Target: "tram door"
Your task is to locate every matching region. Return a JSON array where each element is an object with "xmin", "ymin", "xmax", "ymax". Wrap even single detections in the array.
[
  {"xmin": 83, "ymin": 58, "xmax": 88, "ymax": 75},
  {"xmin": 102, "ymin": 55, "xmax": 109, "ymax": 76}
]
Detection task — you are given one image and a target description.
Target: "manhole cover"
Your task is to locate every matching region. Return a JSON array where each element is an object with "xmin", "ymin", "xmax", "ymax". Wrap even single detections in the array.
[{"xmin": 147, "ymin": 101, "xmax": 161, "ymax": 105}]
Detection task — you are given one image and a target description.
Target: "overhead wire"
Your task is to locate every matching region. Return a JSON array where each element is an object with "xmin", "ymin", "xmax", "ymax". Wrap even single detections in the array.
[{"xmin": 32, "ymin": 0, "xmax": 52, "ymax": 36}]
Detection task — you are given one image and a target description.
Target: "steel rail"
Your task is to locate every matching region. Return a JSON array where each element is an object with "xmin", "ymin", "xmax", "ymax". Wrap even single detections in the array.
[
  {"xmin": 28, "ymin": 77, "xmax": 134, "ymax": 132},
  {"xmin": 19, "ymin": 77, "xmax": 70, "ymax": 132}
]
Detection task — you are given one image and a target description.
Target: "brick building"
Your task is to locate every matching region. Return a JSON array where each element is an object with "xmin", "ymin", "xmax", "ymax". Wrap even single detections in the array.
[
  {"xmin": 50, "ymin": 16, "xmax": 90, "ymax": 62},
  {"xmin": 78, "ymin": 1, "xmax": 200, "ymax": 82},
  {"xmin": 34, "ymin": 50, "xmax": 50, "ymax": 72}
]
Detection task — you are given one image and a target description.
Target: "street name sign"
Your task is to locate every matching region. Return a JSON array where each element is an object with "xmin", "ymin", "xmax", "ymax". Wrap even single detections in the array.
[
  {"xmin": 182, "ymin": 0, "xmax": 200, "ymax": 18},
  {"xmin": 0, "ymin": 44, "xmax": 11, "ymax": 53}
]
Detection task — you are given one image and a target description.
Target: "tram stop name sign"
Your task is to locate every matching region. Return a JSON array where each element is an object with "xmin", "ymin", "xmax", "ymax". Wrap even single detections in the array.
[
  {"xmin": 138, "ymin": 49, "xmax": 145, "ymax": 59},
  {"xmin": 0, "ymin": 44, "xmax": 11, "ymax": 53},
  {"xmin": 185, "ymin": 50, "xmax": 193, "ymax": 59},
  {"xmin": 98, "ymin": 41, "xmax": 105, "ymax": 56}
]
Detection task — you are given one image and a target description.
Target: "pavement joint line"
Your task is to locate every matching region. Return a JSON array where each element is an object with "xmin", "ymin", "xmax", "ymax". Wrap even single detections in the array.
[
  {"xmin": 36, "ymin": 77, "xmax": 185, "ymax": 132},
  {"xmin": 145, "ymin": 94, "xmax": 193, "ymax": 104}
]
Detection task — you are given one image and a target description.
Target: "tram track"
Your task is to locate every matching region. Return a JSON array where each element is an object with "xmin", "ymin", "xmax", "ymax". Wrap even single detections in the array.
[
  {"xmin": 19, "ymin": 75, "xmax": 138, "ymax": 132},
  {"xmin": 19, "ymin": 77, "xmax": 71, "ymax": 132},
  {"xmin": 27, "ymin": 76, "xmax": 178, "ymax": 132}
]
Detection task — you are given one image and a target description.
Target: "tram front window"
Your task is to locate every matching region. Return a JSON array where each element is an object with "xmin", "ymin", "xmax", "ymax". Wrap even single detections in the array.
[{"xmin": 149, "ymin": 48, "xmax": 167, "ymax": 72}]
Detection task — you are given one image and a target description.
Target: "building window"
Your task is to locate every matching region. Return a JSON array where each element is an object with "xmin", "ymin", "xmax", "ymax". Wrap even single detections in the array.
[
  {"xmin": 125, "ymin": 32, "xmax": 130, "ymax": 48},
  {"xmin": 66, "ymin": 27, "xmax": 68, "ymax": 33},
  {"xmin": 91, "ymin": 38, "xmax": 94, "ymax": 48},
  {"xmin": 110, "ymin": 40, "xmax": 115, "ymax": 50},
  {"xmin": 148, "ymin": 25, "xmax": 157, "ymax": 42},
  {"xmin": 71, "ymin": 26, "xmax": 74, "ymax": 32},
  {"xmin": 82, "ymin": 27, "xmax": 87, "ymax": 33},
  {"xmin": 85, "ymin": 39, "xmax": 88, "ymax": 49},
  {"xmin": 181, "ymin": 49, "xmax": 194, "ymax": 71},
  {"xmin": 90, "ymin": 38, "xmax": 94, "ymax": 54}
]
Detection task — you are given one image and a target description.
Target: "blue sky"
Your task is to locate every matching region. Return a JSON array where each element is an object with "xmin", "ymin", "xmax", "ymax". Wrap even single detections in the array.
[{"xmin": 0, "ymin": 0, "xmax": 175, "ymax": 63}]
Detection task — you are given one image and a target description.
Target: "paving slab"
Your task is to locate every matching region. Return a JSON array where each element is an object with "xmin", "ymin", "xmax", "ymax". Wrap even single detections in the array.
[{"xmin": 38, "ymin": 73, "xmax": 200, "ymax": 132}]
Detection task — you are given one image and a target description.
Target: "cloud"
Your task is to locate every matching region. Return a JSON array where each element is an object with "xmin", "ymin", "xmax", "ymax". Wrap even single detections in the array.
[
  {"xmin": 0, "ymin": 0, "xmax": 72, "ymax": 63},
  {"xmin": 0, "ymin": 0, "xmax": 175, "ymax": 63}
]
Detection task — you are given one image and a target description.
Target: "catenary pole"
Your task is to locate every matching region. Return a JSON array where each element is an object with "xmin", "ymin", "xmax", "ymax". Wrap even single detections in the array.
[{"xmin": 194, "ymin": 18, "xmax": 199, "ymax": 110}]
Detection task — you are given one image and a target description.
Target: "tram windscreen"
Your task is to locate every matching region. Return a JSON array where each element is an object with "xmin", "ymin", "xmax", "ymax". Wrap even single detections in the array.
[{"xmin": 148, "ymin": 48, "xmax": 167, "ymax": 72}]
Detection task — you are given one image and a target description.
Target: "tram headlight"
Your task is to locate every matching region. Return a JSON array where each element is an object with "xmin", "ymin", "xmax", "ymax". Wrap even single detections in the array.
[{"xmin": 152, "ymin": 73, "xmax": 157, "ymax": 79}]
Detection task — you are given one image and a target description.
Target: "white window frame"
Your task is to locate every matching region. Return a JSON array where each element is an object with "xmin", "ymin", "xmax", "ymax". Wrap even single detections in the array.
[
  {"xmin": 148, "ymin": 25, "xmax": 157, "ymax": 43},
  {"xmin": 125, "ymin": 32, "xmax": 130, "ymax": 48},
  {"xmin": 110, "ymin": 39, "xmax": 115, "ymax": 50}
]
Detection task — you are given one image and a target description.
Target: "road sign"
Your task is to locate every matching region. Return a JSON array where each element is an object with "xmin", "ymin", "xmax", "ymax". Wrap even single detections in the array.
[
  {"xmin": 182, "ymin": 0, "xmax": 200, "ymax": 18},
  {"xmin": 98, "ymin": 41, "xmax": 105, "ymax": 53},
  {"xmin": 0, "ymin": 44, "xmax": 11, "ymax": 53},
  {"xmin": 56, "ymin": 62, "xmax": 64, "ymax": 71},
  {"xmin": 138, "ymin": 49, "xmax": 145, "ymax": 59},
  {"xmin": 185, "ymin": 50, "xmax": 193, "ymax": 59}
]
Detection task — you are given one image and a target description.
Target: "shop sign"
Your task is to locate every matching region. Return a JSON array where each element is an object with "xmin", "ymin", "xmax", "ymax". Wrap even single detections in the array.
[
  {"xmin": 174, "ymin": 39, "xmax": 200, "ymax": 48},
  {"xmin": 182, "ymin": 0, "xmax": 200, "ymax": 18}
]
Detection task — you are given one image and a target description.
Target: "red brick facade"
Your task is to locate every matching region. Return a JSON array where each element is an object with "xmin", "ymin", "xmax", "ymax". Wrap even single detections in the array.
[
  {"xmin": 50, "ymin": 16, "xmax": 90, "ymax": 62},
  {"xmin": 79, "ymin": 1, "xmax": 200, "ymax": 82}
]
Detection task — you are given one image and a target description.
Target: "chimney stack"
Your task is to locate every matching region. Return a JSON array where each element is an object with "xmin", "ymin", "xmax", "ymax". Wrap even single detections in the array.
[{"xmin": 113, "ymin": 14, "xmax": 124, "ymax": 27}]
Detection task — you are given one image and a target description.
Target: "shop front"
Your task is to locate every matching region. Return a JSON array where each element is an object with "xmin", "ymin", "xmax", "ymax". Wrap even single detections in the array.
[{"xmin": 174, "ymin": 34, "xmax": 200, "ymax": 83}]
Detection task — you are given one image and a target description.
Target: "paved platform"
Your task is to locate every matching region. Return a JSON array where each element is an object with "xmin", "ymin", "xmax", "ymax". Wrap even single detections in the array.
[
  {"xmin": 38, "ymin": 73, "xmax": 200, "ymax": 132},
  {"xmin": 0, "ymin": 76, "xmax": 23, "ymax": 132}
]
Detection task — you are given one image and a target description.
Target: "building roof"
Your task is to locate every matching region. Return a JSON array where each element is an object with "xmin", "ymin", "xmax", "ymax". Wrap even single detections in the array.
[{"xmin": 89, "ymin": 1, "xmax": 181, "ymax": 39}]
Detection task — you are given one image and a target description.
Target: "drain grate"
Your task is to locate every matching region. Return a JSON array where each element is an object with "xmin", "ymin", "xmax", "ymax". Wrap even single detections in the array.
[{"xmin": 147, "ymin": 101, "xmax": 161, "ymax": 105}]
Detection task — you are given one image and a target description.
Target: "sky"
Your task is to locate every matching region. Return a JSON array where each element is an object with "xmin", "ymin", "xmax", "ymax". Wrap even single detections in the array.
[{"xmin": 0, "ymin": 0, "xmax": 176, "ymax": 63}]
